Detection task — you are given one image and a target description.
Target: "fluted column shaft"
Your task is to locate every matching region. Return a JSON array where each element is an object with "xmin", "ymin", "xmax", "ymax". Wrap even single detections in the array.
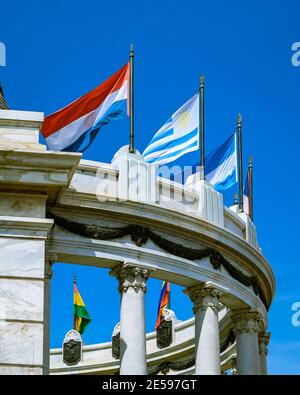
[
  {"xmin": 259, "ymin": 332, "xmax": 270, "ymax": 375},
  {"xmin": 187, "ymin": 286, "xmax": 221, "ymax": 375},
  {"xmin": 113, "ymin": 265, "xmax": 149, "ymax": 375},
  {"xmin": 232, "ymin": 311, "xmax": 261, "ymax": 375}
]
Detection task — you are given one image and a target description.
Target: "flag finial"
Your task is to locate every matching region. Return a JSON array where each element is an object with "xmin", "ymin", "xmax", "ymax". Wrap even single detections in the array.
[
  {"xmin": 73, "ymin": 274, "xmax": 76, "ymax": 284},
  {"xmin": 200, "ymin": 74, "xmax": 204, "ymax": 86},
  {"xmin": 249, "ymin": 155, "xmax": 253, "ymax": 167},
  {"xmin": 237, "ymin": 113, "xmax": 242, "ymax": 124}
]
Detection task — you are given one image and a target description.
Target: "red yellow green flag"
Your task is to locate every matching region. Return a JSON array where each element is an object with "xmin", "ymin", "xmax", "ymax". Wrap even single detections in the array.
[{"xmin": 74, "ymin": 282, "xmax": 91, "ymax": 335}]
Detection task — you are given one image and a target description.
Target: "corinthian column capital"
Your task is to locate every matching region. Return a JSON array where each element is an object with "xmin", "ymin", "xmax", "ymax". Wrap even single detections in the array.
[
  {"xmin": 112, "ymin": 265, "xmax": 149, "ymax": 294},
  {"xmin": 186, "ymin": 285, "xmax": 221, "ymax": 314},
  {"xmin": 258, "ymin": 332, "xmax": 271, "ymax": 356},
  {"xmin": 232, "ymin": 311, "xmax": 261, "ymax": 335}
]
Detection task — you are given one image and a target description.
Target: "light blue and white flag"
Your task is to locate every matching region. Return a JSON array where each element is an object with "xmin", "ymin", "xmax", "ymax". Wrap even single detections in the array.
[
  {"xmin": 205, "ymin": 133, "xmax": 238, "ymax": 191},
  {"xmin": 185, "ymin": 133, "xmax": 238, "ymax": 191},
  {"xmin": 143, "ymin": 94, "xmax": 199, "ymax": 165}
]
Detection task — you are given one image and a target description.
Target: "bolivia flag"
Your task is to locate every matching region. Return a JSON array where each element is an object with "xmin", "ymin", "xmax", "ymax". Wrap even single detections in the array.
[{"xmin": 74, "ymin": 283, "xmax": 91, "ymax": 335}]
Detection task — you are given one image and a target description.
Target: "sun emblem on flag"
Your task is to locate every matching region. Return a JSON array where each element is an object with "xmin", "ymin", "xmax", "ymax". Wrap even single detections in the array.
[{"xmin": 177, "ymin": 111, "xmax": 190, "ymax": 130}]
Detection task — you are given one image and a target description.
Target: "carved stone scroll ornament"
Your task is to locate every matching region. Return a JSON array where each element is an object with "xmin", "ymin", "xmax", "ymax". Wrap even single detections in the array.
[
  {"xmin": 148, "ymin": 357, "xmax": 195, "ymax": 376},
  {"xmin": 63, "ymin": 330, "xmax": 82, "ymax": 366},
  {"xmin": 156, "ymin": 309, "xmax": 176, "ymax": 349},
  {"xmin": 112, "ymin": 322, "xmax": 120, "ymax": 359},
  {"xmin": 48, "ymin": 212, "xmax": 269, "ymax": 309},
  {"xmin": 116, "ymin": 266, "xmax": 149, "ymax": 294},
  {"xmin": 232, "ymin": 311, "xmax": 261, "ymax": 335},
  {"xmin": 258, "ymin": 332, "xmax": 271, "ymax": 356}
]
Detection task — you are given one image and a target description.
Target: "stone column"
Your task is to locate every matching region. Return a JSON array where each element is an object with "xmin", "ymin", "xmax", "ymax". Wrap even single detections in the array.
[
  {"xmin": 0, "ymin": 109, "xmax": 81, "ymax": 375},
  {"xmin": 232, "ymin": 311, "xmax": 261, "ymax": 375},
  {"xmin": 43, "ymin": 260, "xmax": 54, "ymax": 375},
  {"xmin": 187, "ymin": 286, "xmax": 221, "ymax": 375},
  {"xmin": 113, "ymin": 265, "xmax": 149, "ymax": 375},
  {"xmin": 0, "ymin": 196, "xmax": 53, "ymax": 375},
  {"xmin": 258, "ymin": 332, "xmax": 270, "ymax": 375}
]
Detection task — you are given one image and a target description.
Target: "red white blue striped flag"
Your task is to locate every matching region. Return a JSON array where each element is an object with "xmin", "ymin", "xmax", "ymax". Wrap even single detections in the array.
[{"xmin": 41, "ymin": 63, "xmax": 129, "ymax": 152}]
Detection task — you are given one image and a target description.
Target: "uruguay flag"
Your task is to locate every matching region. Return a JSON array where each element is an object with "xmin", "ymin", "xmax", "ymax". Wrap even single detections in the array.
[
  {"xmin": 186, "ymin": 133, "xmax": 238, "ymax": 191},
  {"xmin": 143, "ymin": 94, "xmax": 199, "ymax": 165},
  {"xmin": 41, "ymin": 64, "xmax": 129, "ymax": 152}
]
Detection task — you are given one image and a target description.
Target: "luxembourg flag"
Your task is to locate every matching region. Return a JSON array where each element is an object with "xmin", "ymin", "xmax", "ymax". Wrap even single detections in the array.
[{"xmin": 41, "ymin": 64, "xmax": 129, "ymax": 152}]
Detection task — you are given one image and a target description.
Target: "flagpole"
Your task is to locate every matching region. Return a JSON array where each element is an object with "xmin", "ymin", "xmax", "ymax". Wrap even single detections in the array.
[
  {"xmin": 199, "ymin": 75, "xmax": 205, "ymax": 180},
  {"xmin": 237, "ymin": 113, "xmax": 243, "ymax": 211},
  {"xmin": 73, "ymin": 274, "xmax": 76, "ymax": 330},
  {"xmin": 249, "ymin": 155, "xmax": 253, "ymax": 220},
  {"xmin": 129, "ymin": 44, "xmax": 135, "ymax": 153}
]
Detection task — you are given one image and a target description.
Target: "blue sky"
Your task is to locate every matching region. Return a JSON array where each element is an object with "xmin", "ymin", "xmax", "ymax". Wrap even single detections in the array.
[{"xmin": 1, "ymin": 0, "xmax": 300, "ymax": 374}]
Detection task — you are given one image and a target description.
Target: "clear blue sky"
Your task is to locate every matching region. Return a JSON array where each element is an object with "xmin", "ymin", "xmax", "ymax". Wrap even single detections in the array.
[{"xmin": 1, "ymin": 0, "xmax": 300, "ymax": 374}]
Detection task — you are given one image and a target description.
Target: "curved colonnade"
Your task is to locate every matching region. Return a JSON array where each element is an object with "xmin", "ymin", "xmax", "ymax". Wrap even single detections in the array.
[{"xmin": 0, "ymin": 111, "xmax": 274, "ymax": 375}]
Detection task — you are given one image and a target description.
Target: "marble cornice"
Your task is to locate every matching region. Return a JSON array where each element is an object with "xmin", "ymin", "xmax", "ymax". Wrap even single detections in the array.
[{"xmin": 0, "ymin": 216, "xmax": 53, "ymax": 239}]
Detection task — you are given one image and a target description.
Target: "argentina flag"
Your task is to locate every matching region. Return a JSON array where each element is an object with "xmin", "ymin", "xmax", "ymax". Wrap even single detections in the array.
[
  {"xmin": 143, "ymin": 94, "xmax": 199, "ymax": 165},
  {"xmin": 205, "ymin": 133, "xmax": 238, "ymax": 190},
  {"xmin": 185, "ymin": 133, "xmax": 238, "ymax": 191}
]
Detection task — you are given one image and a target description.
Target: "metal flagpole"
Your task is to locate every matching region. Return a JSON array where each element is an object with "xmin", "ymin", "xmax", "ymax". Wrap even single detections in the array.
[
  {"xmin": 129, "ymin": 44, "xmax": 135, "ymax": 153},
  {"xmin": 199, "ymin": 75, "xmax": 205, "ymax": 180},
  {"xmin": 249, "ymin": 155, "xmax": 253, "ymax": 221},
  {"xmin": 73, "ymin": 274, "xmax": 76, "ymax": 330},
  {"xmin": 237, "ymin": 113, "xmax": 243, "ymax": 211}
]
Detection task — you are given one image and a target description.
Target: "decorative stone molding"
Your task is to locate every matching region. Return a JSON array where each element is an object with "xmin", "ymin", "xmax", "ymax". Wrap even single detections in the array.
[
  {"xmin": 232, "ymin": 311, "xmax": 261, "ymax": 335},
  {"xmin": 156, "ymin": 309, "xmax": 176, "ymax": 349},
  {"xmin": 63, "ymin": 330, "xmax": 82, "ymax": 366},
  {"xmin": 149, "ymin": 357, "xmax": 195, "ymax": 376},
  {"xmin": 162, "ymin": 308, "xmax": 176, "ymax": 322},
  {"xmin": 49, "ymin": 212, "xmax": 269, "ymax": 310},
  {"xmin": 186, "ymin": 286, "xmax": 221, "ymax": 314},
  {"xmin": 112, "ymin": 322, "xmax": 120, "ymax": 359},
  {"xmin": 258, "ymin": 332, "xmax": 271, "ymax": 356},
  {"xmin": 113, "ymin": 265, "xmax": 149, "ymax": 294}
]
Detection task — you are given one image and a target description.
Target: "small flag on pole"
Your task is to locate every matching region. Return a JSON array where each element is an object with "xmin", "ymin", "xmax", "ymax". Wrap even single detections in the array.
[
  {"xmin": 41, "ymin": 63, "xmax": 130, "ymax": 152},
  {"xmin": 243, "ymin": 156, "xmax": 253, "ymax": 219},
  {"xmin": 205, "ymin": 133, "xmax": 238, "ymax": 190},
  {"xmin": 243, "ymin": 169, "xmax": 250, "ymax": 216},
  {"xmin": 155, "ymin": 281, "xmax": 170, "ymax": 330},
  {"xmin": 143, "ymin": 94, "xmax": 199, "ymax": 165},
  {"xmin": 74, "ymin": 278, "xmax": 91, "ymax": 335}
]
